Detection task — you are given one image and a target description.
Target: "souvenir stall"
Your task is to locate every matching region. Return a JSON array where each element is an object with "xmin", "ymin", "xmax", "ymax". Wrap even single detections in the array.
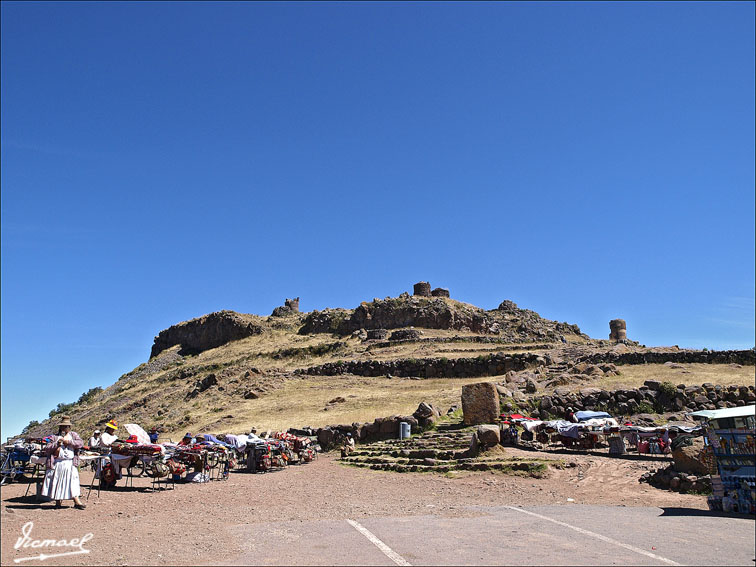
[
  {"xmin": 499, "ymin": 414, "xmax": 538, "ymax": 444},
  {"xmin": 689, "ymin": 405, "xmax": 755, "ymax": 515},
  {"xmin": 85, "ymin": 437, "xmax": 169, "ymax": 497},
  {"xmin": 271, "ymin": 432, "xmax": 315, "ymax": 464},
  {"xmin": 614, "ymin": 423, "xmax": 702, "ymax": 456},
  {"xmin": 515, "ymin": 412, "xmax": 619, "ymax": 450}
]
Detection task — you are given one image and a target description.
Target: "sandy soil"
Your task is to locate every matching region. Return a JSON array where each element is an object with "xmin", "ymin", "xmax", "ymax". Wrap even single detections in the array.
[{"xmin": 0, "ymin": 451, "xmax": 705, "ymax": 566}]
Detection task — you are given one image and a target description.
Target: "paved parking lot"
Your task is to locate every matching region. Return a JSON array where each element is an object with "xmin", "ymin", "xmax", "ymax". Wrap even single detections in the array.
[{"xmin": 228, "ymin": 505, "xmax": 755, "ymax": 566}]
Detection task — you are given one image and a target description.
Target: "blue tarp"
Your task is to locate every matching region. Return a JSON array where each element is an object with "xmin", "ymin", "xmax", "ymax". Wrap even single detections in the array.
[{"xmin": 574, "ymin": 410, "xmax": 612, "ymax": 422}]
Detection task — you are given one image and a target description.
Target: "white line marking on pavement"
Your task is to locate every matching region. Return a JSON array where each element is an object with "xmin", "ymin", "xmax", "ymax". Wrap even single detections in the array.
[
  {"xmin": 503, "ymin": 506, "xmax": 682, "ymax": 566},
  {"xmin": 346, "ymin": 519, "xmax": 412, "ymax": 566}
]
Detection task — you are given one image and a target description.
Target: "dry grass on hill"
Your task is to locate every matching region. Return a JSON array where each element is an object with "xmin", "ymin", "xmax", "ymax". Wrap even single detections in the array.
[{"xmin": 167, "ymin": 375, "xmax": 490, "ymax": 438}]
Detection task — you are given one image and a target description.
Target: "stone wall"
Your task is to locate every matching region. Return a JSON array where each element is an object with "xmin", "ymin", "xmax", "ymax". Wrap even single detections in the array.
[
  {"xmin": 300, "ymin": 352, "xmax": 545, "ymax": 378},
  {"xmin": 367, "ymin": 329, "xmax": 388, "ymax": 340},
  {"xmin": 150, "ymin": 311, "xmax": 264, "ymax": 358},
  {"xmin": 578, "ymin": 349, "xmax": 755, "ymax": 367},
  {"xmin": 313, "ymin": 415, "xmax": 419, "ymax": 450},
  {"xmin": 431, "ymin": 288, "xmax": 450, "ymax": 298},
  {"xmin": 389, "ymin": 329, "xmax": 421, "ymax": 341},
  {"xmin": 530, "ymin": 382, "xmax": 756, "ymax": 420},
  {"xmin": 309, "ymin": 403, "xmax": 443, "ymax": 450}
]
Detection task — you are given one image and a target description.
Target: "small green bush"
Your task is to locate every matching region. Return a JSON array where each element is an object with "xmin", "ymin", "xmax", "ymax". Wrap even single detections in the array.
[
  {"xmin": 659, "ymin": 382, "xmax": 677, "ymax": 398},
  {"xmin": 636, "ymin": 401, "xmax": 655, "ymax": 414}
]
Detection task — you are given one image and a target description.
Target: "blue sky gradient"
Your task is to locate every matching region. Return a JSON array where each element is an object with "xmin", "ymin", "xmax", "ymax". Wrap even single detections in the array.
[{"xmin": 2, "ymin": 2, "xmax": 754, "ymax": 437}]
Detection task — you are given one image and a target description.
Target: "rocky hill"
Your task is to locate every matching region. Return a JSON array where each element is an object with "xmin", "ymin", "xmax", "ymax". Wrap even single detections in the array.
[{"xmin": 18, "ymin": 283, "xmax": 754, "ymax": 442}]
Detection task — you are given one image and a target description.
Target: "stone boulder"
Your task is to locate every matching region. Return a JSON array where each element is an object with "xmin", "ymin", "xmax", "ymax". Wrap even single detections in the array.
[
  {"xmin": 187, "ymin": 373, "xmax": 218, "ymax": 398},
  {"xmin": 477, "ymin": 425, "xmax": 500, "ymax": 447},
  {"xmin": 672, "ymin": 436, "xmax": 711, "ymax": 476},
  {"xmin": 413, "ymin": 402, "xmax": 441, "ymax": 427},
  {"xmin": 462, "ymin": 382, "xmax": 500, "ymax": 425}
]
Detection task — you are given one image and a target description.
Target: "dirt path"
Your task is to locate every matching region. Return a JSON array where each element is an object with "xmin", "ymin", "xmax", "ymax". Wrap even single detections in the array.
[{"xmin": 1, "ymin": 452, "xmax": 706, "ymax": 566}]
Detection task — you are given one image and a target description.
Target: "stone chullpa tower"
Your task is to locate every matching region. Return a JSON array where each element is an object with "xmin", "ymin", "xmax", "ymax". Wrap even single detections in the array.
[{"xmin": 609, "ymin": 319, "xmax": 627, "ymax": 342}]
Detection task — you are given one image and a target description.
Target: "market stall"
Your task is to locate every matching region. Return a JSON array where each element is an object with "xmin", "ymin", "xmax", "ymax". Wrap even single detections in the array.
[{"xmin": 689, "ymin": 405, "xmax": 755, "ymax": 514}]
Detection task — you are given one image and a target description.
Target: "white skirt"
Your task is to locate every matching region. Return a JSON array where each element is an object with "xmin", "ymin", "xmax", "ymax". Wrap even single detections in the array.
[{"xmin": 42, "ymin": 458, "xmax": 81, "ymax": 500}]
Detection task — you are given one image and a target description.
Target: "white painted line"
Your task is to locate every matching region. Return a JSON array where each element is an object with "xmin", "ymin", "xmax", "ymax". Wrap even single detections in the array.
[
  {"xmin": 346, "ymin": 519, "xmax": 412, "ymax": 566},
  {"xmin": 503, "ymin": 506, "xmax": 682, "ymax": 566}
]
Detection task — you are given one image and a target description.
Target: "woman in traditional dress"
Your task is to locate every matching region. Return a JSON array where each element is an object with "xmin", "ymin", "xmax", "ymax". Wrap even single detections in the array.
[{"xmin": 42, "ymin": 415, "xmax": 86, "ymax": 509}]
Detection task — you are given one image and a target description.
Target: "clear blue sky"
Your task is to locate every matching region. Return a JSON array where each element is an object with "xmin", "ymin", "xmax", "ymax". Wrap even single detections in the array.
[{"xmin": 2, "ymin": 2, "xmax": 754, "ymax": 438}]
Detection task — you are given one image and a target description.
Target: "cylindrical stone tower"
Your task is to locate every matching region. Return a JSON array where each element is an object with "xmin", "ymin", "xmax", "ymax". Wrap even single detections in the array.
[
  {"xmin": 609, "ymin": 319, "xmax": 627, "ymax": 341},
  {"xmin": 413, "ymin": 281, "xmax": 431, "ymax": 297}
]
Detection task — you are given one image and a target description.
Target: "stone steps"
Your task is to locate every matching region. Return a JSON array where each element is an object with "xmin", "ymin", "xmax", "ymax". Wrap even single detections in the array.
[{"xmin": 346, "ymin": 460, "xmax": 548, "ymax": 474}]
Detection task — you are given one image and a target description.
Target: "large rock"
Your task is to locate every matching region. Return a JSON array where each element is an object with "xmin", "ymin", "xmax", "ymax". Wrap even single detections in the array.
[
  {"xmin": 462, "ymin": 382, "xmax": 500, "ymax": 425},
  {"xmin": 413, "ymin": 402, "xmax": 441, "ymax": 427},
  {"xmin": 476, "ymin": 425, "xmax": 500, "ymax": 447},
  {"xmin": 672, "ymin": 436, "xmax": 711, "ymax": 476}
]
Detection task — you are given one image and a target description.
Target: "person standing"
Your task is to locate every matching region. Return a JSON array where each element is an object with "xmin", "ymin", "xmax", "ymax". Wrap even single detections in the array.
[
  {"xmin": 149, "ymin": 428, "xmax": 159, "ymax": 444},
  {"xmin": 42, "ymin": 416, "xmax": 86, "ymax": 509}
]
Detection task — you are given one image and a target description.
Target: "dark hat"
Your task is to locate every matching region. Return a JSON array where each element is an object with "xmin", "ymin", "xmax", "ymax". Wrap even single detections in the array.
[
  {"xmin": 184, "ymin": 433, "xmax": 193, "ymax": 439},
  {"xmin": 58, "ymin": 416, "xmax": 72, "ymax": 427}
]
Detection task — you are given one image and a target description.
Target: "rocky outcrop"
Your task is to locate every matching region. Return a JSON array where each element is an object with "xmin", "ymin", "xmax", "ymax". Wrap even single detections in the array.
[
  {"xmin": 298, "ymin": 293, "xmax": 586, "ymax": 342},
  {"xmin": 150, "ymin": 311, "xmax": 264, "ymax": 358},
  {"xmin": 187, "ymin": 373, "xmax": 218, "ymax": 399},
  {"xmin": 271, "ymin": 298, "xmax": 300, "ymax": 317},
  {"xmin": 462, "ymin": 382, "xmax": 500, "ymax": 425}
]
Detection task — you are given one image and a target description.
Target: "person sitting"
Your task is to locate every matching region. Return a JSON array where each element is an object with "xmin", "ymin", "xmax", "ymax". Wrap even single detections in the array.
[
  {"xmin": 178, "ymin": 433, "xmax": 194, "ymax": 446},
  {"xmin": 149, "ymin": 428, "xmax": 159, "ymax": 444},
  {"xmin": 341, "ymin": 433, "xmax": 355, "ymax": 458},
  {"xmin": 89, "ymin": 430, "xmax": 101, "ymax": 448},
  {"xmin": 100, "ymin": 421, "xmax": 119, "ymax": 447},
  {"xmin": 42, "ymin": 416, "xmax": 86, "ymax": 510},
  {"xmin": 247, "ymin": 428, "xmax": 263, "ymax": 444}
]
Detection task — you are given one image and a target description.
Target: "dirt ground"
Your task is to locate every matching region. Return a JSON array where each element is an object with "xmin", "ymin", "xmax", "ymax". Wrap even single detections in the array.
[{"xmin": 0, "ymin": 449, "xmax": 706, "ymax": 566}]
